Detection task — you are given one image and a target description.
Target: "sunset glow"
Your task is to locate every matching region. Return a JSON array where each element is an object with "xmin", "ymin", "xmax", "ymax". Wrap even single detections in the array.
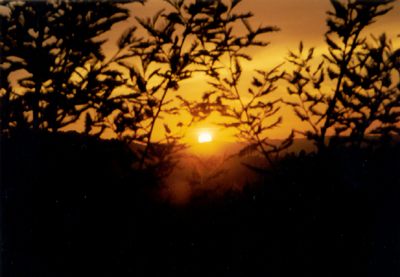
[{"xmin": 2, "ymin": 1, "xmax": 400, "ymax": 275}]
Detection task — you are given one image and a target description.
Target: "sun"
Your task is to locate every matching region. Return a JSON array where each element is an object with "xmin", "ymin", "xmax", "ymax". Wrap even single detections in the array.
[{"xmin": 198, "ymin": 132, "xmax": 213, "ymax": 143}]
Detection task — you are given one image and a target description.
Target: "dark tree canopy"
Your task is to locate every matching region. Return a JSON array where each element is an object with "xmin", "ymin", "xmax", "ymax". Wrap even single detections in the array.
[
  {"xmin": 0, "ymin": 0, "xmax": 136, "ymax": 133},
  {"xmin": 285, "ymin": 0, "xmax": 399, "ymax": 151}
]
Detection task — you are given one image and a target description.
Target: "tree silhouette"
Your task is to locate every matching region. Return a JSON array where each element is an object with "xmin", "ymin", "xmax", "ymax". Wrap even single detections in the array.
[
  {"xmin": 179, "ymin": 0, "xmax": 290, "ymax": 165},
  {"xmin": 0, "ymin": 0, "xmax": 140, "ymax": 135},
  {"xmin": 104, "ymin": 0, "xmax": 267, "ymax": 168},
  {"xmin": 2, "ymin": 0, "xmax": 398, "ymax": 166},
  {"xmin": 285, "ymin": 0, "xmax": 399, "ymax": 151}
]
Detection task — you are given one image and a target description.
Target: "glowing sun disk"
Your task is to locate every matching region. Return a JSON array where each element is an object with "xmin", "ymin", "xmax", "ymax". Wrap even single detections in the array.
[{"xmin": 198, "ymin": 132, "xmax": 213, "ymax": 143}]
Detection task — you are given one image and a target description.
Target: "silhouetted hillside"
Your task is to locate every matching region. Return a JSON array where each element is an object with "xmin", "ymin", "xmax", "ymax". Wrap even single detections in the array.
[
  {"xmin": 1, "ymin": 130, "xmax": 159, "ymax": 277},
  {"xmin": 2, "ymin": 130, "xmax": 400, "ymax": 276}
]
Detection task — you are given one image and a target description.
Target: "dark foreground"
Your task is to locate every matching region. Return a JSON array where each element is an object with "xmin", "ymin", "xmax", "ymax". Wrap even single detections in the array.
[{"xmin": 1, "ymin": 131, "xmax": 400, "ymax": 277}]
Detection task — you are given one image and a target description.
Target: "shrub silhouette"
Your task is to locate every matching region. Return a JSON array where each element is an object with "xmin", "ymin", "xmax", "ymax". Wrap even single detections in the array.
[
  {"xmin": 0, "ymin": 0, "xmax": 285, "ymax": 170},
  {"xmin": 179, "ymin": 0, "xmax": 291, "ymax": 165},
  {"xmin": 285, "ymin": 0, "xmax": 399, "ymax": 151},
  {"xmin": 0, "ymin": 1, "xmax": 143, "ymax": 135},
  {"xmin": 100, "ymin": 0, "xmax": 288, "ymax": 168},
  {"xmin": 1, "ymin": 0, "xmax": 399, "ymax": 159},
  {"xmin": 97, "ymin": 0, "xmax": 229, "ymax": 168}
]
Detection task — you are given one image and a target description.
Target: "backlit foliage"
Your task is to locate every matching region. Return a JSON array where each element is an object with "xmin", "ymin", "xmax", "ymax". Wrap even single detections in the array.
[
  {"xmin": 0, "ymin": 0, "xmax": 135, "ymax": 133},
  {"xmin": 285, "ymin": 0, "xmax": 399, "ymax": 150},
  {"xmin": 180, "ymin": 0, "xmax": 290, "ymax": 164},
  {"xmin": 1, "ymin": 0, "xmax": 399, "ymax": 172}
]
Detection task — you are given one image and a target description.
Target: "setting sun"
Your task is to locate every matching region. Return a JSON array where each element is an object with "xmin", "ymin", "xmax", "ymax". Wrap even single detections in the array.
[{"xmin": 198, "ymin": 132, "xmax": 213, "ymax": 143}]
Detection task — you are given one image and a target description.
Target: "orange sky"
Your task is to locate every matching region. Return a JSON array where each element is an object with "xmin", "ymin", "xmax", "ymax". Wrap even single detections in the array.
[{"xmin": 88, "ymin": 0, "xmax": 400, "ymax": 143}]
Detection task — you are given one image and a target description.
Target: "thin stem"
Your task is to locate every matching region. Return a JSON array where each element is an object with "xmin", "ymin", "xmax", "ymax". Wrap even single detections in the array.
[
  {"xmin": 139, "ymin": 20, "xmax": 189, "ymax": 169},
  {"xmin": 320, "ymin": 23, "xmax": 362, "ymax": 150},
  {"xmin": 226, "ymin": 50, "xmax": 274, "ymax": 165},
  {"xmin": 139, "ymin": 80, "xmax": 171, "ymax": 169}
]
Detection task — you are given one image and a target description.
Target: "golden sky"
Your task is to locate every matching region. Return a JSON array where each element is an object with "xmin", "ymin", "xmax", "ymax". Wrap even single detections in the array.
[{"xmin": 96, "ymin": 0, "xmax": 400, "ymax": 143}]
